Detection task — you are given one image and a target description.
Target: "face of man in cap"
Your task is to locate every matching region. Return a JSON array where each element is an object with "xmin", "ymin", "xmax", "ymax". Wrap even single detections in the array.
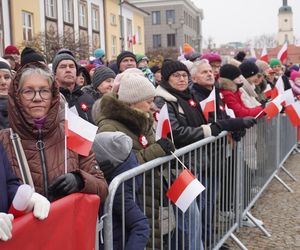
[
  {"xmin": 55, "ymin": 60, "xmax": 77, "ymax": 90},
  {"xmin": 192, "ymin": 62, "xmax": 215, "ymax": 90},
  {"xmin": 119, "ymin": 57, "xmax": 137, "ymax": 72}
]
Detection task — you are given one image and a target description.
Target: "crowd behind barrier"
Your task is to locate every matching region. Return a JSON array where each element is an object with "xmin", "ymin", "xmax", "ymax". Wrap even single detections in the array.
[{"xmin": 99, "ymin": 114, "xmax": 297, "ymax": 250}]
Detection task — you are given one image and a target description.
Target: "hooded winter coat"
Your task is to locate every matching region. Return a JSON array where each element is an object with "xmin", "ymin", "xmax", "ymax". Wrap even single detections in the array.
[{"xmin": 0, "ymin": 63, "xmax": 108, "ymax": 201}]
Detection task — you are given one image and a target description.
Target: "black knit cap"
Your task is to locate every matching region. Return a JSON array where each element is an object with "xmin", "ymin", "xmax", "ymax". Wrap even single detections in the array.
[
  {"xmin": 220, "ymin": 64, "xmax": 241, "ymax": 81},
  {"xmin": 0, "ymin": 61, "xmax": 11, "ymax": 71},
  {"xmin": 161, "ymin": 60, "xmax": 190, "ymax": 81},
  {"xmin": 239, "ymin": 61, "xmax": 259, "ymax": 79},
  {"xmin": 21, "ymin": 47, "xmax": 45, "ymax": 67},
  {"xmin": 116, "ymin": 51, "xmax": 136, "ymax": 70}
]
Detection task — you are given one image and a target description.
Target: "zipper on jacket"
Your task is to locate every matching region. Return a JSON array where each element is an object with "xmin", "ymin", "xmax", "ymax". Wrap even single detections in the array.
[{"xmin": 36, "ymin": 129, "xmax": 49, "ymax": 198}]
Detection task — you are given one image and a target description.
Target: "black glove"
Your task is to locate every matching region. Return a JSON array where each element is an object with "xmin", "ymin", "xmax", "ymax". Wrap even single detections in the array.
[
  {"xmin": 157, "ymin": 138, "xmax": 175, "ymax": 155},
  {"xmin": 48, "ymin": 173, "xmax": 84, "ymax": 197},
  {"xmin": 231, "ymin": 130, "xmax": 246, "ymax": 142},
  {"xmin": 210, "ymin": 122, "xmax": 223, "ymax": 136},
  {"xmin": 242, "ymin": 117, "xmax": 257, "ymax": 129}
]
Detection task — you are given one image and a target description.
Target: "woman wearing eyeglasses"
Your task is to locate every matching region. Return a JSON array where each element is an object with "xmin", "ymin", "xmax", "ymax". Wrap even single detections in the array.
[{"xmin": 0, "ymin": 63, "xmax": 108, "ymax": 202}]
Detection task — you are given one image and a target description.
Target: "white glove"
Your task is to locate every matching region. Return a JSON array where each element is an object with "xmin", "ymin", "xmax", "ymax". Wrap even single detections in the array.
[
  {"xmin": 0, "ymin": 213, "xmax": 14, "ymax": 241},
  {"xmin": 27, "ymin": 193, "xmax": 50, "ymax": 220}
]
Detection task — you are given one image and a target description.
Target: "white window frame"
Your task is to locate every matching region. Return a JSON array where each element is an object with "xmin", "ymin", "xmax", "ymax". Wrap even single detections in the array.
[
  {"xmin": 110, "ymin": 13, "xmax": 116, "ymax": 26},
  {"xmin": 45, "ymin": 0, "xmax": 57, "ymax": 18},
  {"xmin": 22, "ymin": 11, "xmax": 33, "ymax": 41},
  {"xmin": 63, "ymin": 0, "xmax": 73, "ymax": 23},
  {"xmin": 79, "ymin": 1, "xmax": 87, "ymax": 27},
  {"xmin": 111, "ymin": 35, "xmax": 117, "ymax": 56},
  {"xmin": 91, "ymin": 5, "xmax": 99, "ymax": 30}
]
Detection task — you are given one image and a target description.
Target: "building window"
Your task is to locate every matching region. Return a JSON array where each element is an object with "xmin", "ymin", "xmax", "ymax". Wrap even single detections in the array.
[
  {"xmin": 45, "ymin": 0, "xmax": 57, "ymax": 18},
  {"xmin": 111, "ymin": 35, "xmax": 117, "ymax": 56},
  {"xmin": 110, "ymin": 14, "xmax": 116, "ymax": 25},
  {"xmin": 167, "ymin": 34, "xmax": 176, "ymax": 47},
  {"xmin": 22, "ymin": 11, "xmax": 33, "ymax": 41},
  {"xmin": 153, "ymin": 34, "xmax": 161, "ymax": 48},
  {"xmin": 137, "ymin": 26, "xmax": 141, "ymax": 44},
  {"xmin": 166, "ymin": 10, "xmax": 175, "ymax": 25},
  {"xmin": 79, "ymin": 1, "xmax": 87, "ymax": 27},
  {"xmin": 91, "ymin": 5, "xmax": 99, "ymax": 30},
  {"xmin": 63, "ymin": 0, "xmax": 73, "ymax": 23},
  {"xmin": 152, "ymin": 11, "xmax": 161, "ymax": 25}
]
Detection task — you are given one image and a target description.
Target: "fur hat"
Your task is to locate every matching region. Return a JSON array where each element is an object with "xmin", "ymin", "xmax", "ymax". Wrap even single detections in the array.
[
  {"xmin": 239, "ymin": 61, "xmax": 259, "ymax": 78},
  {"xmin": 21, "ymin": 47, "xmax": 45, "ymax": 66},
  {"xmin": 118, "ymin": 72, "xmax": 155, "ymax": 104},
  {"xmin": 161, "ymin": 60, "xmax": 190, "ymax": 81},
  {"xmin": 269, "ymin": 58, "xmax": 281, "ymax": 68},
  {"xmin": 200, "ymin": 53, "xmax": 222, "ymax": 63},
  {"xmin": 220, "ymin": 64, "xmax": 241, "ymax": 81},
  {"xmin": 94, "ymin": 48, "xmax": 105, "ymax": 59},
  {"xmin": 92, "ymin": 131, "xmax": 133, "ymax": 167},
  {"xmin": 116, "ymin": 51, "xmax": 136, "ymax": 70},
  {"xmin": 52, "ymin": 53, "xmax": 77, "ymax": 74},
  {"xmin": 92, "ymin": 66, "xmax": 116, "ymax": 89},
  {"xmin": 4, "ymin": 45, "xmax": 20, "ymax": 55}
]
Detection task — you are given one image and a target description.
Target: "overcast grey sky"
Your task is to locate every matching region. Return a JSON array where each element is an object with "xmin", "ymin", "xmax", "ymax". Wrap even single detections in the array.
[{"xmin": 191, "ymin": 0, "xmax": 300, "ymax": 46}]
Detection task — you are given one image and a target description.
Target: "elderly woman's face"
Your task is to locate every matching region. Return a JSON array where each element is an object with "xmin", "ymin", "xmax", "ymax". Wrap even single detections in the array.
[
  {"xmin": 19, "ymin": 73, "xmax": 52, "ymax": 119},
  {"xmin": 168, "ymin": 70, "xmax": 189, "ymax": 91}
]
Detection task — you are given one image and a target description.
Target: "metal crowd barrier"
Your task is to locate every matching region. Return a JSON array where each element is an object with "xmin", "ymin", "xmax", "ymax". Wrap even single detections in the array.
[{"xmin": 98, "ymin": 114, "xmax": 297, "ymax": 250}]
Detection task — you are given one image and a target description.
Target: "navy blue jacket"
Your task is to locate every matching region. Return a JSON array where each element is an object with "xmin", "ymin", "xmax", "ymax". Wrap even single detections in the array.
[
  {"xmin": 100, "ymin": 152, "xmax": 150, "ymax": 250},
  {"xmin": 0, "ymin": 143, "xmax": 20, "ymax": 212}
]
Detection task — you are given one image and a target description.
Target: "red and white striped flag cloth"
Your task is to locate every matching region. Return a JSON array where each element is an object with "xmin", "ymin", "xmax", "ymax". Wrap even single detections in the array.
[
  {"xmin": 65, "ymin": 107, "xmax": 98, "ymax": 156},
  {"xmin": 283, "ymin": 89, "xmax": 295, "ymax": 106},
  {"xmin": 155, "ymin": 103, "xmax": 172, "ymax": 141},
  {"xmin": 263, "ymin": 95, "xmax": 284, "ymax": 120},
  {"xmin": 277, "ymin": 42, "xmax": 288, "ymax": 63},
  {"xmin": 285, "ymin": 102, "xmax": 300, "ymax": 127},
  {"xmin": 166, "ymin": 169, "xmax": 205, "ymax": 213},
  {"xmin": 271, "ymin": 76, "xmax": 285, "ymax": 99},
  {"xmin": 200, "ymin": 87, "xmax": 216, "ymax": 121},
  {"xmin": 260, "ymin": 47, "xmax": 268, "ymax": 63},
  {"xmin": 225, "ymin": 105, "xmax": 235, "ymax": 118},
  {"xmin": 264, "ymin": 84, "xmax": 273, "ymax": 99}
]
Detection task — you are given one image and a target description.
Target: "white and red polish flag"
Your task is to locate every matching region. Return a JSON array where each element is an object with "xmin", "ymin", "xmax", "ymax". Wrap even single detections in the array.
[
  {"xmin": 155, "ymin": 103, "xmax": 172, "ymax": 141},
  {"xmin": 283, "ymin": 88, "xmax": 295, "ymax": 106},
  {"xmin": 285, "ymin": 101, "xmax": 300, "ymax": 127},
  {"xmin": 65, "ymin": 107, "xmax": 98, "ymax": 156},
  {"xmin": 166, "ymin": 169, "xmax": 205, "ymax": 213},
  {"xmin": 277, "ymin": 42, "xmax": 288, "ymax": 63},
  {"xmin": 271, "ymin": 76, "xmax": 285, "ymax": 99},
  {"xmin": 260, "ymin": 47, "xmax": 269, "ymax": 63},
  {"xmin": 225, "ymin": 104, "xmax": 235, "ymax": 118},
  {"xmin": 200, "ymin": 87, "xmax": 216, "ymax": 122},
  {"xmin": 263, "ymin": 84, "xmax": 273, "ymax": 99},
  {"xmin": 263, "ymin": 95, "xmax": 284, "ymax": 120}
]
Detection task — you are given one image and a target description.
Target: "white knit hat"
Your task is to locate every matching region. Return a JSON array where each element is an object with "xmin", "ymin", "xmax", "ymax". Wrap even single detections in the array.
[{"xmin": 118, "ymin": 72, "xmax": 155, "ymax": 104}]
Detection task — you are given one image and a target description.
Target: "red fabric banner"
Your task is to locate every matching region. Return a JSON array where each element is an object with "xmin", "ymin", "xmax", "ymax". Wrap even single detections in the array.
[{"xmin": 0, "ymin": 193, "xmax": 100, "ymax": 250}]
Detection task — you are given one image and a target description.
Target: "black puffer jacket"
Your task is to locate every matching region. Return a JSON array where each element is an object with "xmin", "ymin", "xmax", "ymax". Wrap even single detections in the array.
[
  {"xmin": 0, "ymin": 95, "xmax": 9, "ymax": 129},
  {"xmin": 60, "ymin": 84, "xmax": 95, "ymax": 123}
]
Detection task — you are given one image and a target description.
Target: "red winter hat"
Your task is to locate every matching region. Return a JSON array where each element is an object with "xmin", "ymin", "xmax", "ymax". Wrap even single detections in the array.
[{"xmin": 4, "ymin": 45, "xmax": 20, "ymax": 55}]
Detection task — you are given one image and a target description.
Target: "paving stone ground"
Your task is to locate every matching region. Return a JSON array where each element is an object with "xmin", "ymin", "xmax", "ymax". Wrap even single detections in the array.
[{"xmin": 226, "ymin": 151, "xmax": 300, "ymax": 250}]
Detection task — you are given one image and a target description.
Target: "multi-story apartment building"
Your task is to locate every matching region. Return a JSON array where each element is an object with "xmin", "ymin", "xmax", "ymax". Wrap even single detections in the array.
[{"xmin": 128, "ymin": 0, "xmax": 203, "ymax": 53}]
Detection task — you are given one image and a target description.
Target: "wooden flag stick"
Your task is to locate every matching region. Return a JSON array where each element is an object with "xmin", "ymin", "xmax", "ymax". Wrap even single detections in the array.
[{"xmin": 170, "ymin": 151, "xmax": 187, "ymax": 170}]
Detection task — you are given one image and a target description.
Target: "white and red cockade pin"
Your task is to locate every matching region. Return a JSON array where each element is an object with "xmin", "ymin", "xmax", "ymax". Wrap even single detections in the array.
[
  {"xmin": 188, "ymin": 99, "xmax": 197, "ymax": 107},
  {"xmin": 139, "ymin": 134, "xmax": 149, "ymax": 148},
  {"xmin": 80, "ymin": 102, "xmax": 89, "ymax": 112}
]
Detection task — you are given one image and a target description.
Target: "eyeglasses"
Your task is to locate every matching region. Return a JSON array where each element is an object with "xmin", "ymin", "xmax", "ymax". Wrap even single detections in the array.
[
  {"xmin": 171, "ymin": 73, "xmax": 189, "ymax": 79},
  {"xmin": 20, "ymin": 88, "xmax": 52, "ymax": 100}
]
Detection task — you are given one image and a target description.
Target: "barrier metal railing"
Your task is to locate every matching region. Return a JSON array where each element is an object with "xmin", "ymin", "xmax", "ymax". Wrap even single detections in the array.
[{"xmin": 98, "ymin": 114, "xmax": 297, "ymax": 250}]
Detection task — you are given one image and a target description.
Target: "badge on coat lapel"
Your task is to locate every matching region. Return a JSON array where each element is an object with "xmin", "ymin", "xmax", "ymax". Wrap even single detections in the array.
[
  {"xmin": 139, "ymin": 135, "xmax": 149, "ymax": 148},
  {"xmin": 188, "ymin": 99, "xmax": 196, "ymax": 107}
]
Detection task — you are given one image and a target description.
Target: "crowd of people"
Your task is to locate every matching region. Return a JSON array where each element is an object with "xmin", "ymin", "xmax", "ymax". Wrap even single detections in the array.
[{"xmin": 0, "ymin": 43, "xmax": 299, "ymax": 249}]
